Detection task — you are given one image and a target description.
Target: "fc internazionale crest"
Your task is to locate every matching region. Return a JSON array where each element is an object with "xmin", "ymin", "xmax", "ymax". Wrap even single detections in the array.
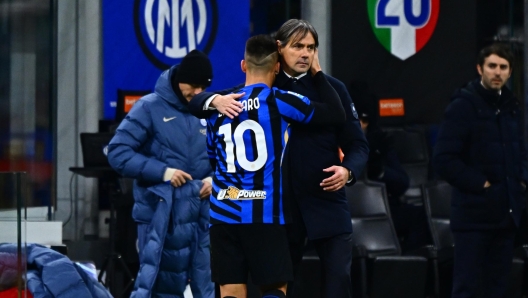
[
  {"xmin": 134, "ymin": 0, "xmax": 218, "ymax": 69},
  {"xmin": 368, "ymin": 0, "xmax": 439, "ymax": 60}
]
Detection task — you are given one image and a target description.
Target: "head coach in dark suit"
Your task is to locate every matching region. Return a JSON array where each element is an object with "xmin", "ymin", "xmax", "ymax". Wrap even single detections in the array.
[{"xmin": 272, "ymin": 19, "xmax": 368, "ymax": 298}]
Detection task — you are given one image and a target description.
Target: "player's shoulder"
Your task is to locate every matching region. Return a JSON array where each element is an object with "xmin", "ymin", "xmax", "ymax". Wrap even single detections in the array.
[
  {"xmin": 273, "ymin": 87, "xmax": 305, "ymax": 100},
  {"xmin": 240, "ymin": 84, "xmax": 273, "ymax": 97}
]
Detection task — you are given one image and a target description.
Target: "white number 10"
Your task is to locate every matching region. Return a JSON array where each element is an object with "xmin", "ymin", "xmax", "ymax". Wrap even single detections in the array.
[{"xmin": 218, "ymin": 120, "xmax": 268, "ymax": 173}]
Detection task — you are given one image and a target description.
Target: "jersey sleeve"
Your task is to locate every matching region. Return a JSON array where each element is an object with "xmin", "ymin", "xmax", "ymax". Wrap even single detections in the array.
[
  {"xmin": 273, "ymin": 71, "xmax": 346, "ymax": 126},
  {"xmin": 273, "ymin": 89, "xmax": 315, "ymax": 124}
]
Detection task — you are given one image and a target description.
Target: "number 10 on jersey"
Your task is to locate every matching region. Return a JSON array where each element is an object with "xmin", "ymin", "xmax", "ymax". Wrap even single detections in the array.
[{"xmin": 218, "ymin": 120, "xmax": 268, "ymax": 173}]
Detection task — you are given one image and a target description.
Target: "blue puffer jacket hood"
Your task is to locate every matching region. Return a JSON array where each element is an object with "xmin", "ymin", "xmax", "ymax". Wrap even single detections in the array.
[{"xmin": 155, "ymin": 65, "xmax": 189, "ymax": 112}]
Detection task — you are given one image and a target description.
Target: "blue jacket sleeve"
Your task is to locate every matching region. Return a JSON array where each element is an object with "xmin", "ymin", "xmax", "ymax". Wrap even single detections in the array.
[
  {"xmin": 433, "ymin": 98, "xmax": 488, "ymax": 193},
  {"xmin": 107, "ymin": 100, "xmax": 168, "ymax": 183},
  {"xmin": 329, "ymin": 76, "xmax": 369, "ymax": 184}
]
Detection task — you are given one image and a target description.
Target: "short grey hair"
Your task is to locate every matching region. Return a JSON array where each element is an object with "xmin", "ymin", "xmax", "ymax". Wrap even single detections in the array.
[{"xmin": 275, "ymin": 19, "xmax": 319, "ymax": 48}]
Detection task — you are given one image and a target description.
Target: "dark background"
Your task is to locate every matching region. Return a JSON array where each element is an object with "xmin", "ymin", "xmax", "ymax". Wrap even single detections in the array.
[{"xmin": 331, "ymin": 0, "xmax": 523, "ymax": 126}]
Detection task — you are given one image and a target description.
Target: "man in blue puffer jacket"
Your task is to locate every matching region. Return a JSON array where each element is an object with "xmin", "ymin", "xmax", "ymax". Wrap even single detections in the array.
[{"xmin": 107, "ymin": 50, "xmax": 214, "ymax": 298}]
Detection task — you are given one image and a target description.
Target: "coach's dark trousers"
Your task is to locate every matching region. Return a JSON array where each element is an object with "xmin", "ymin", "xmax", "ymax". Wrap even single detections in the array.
[
  {"xmin": 451, "ymin": 228, "xmax": 516, "ymax": 298},
  {"xmin": 287, "ymin": 222, "xmax": 353, "ymax": 298}
]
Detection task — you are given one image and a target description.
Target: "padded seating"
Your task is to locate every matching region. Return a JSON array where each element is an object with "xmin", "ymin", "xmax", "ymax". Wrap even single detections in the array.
[
  {"xmin": 423, "ymin": 181, "xmax": 524, "ymax": 297},
  {"xmin": 386, "ymin": 127, "xmax": 429, "ymax": 165},
  {"xmin": 422, "ymin": 181, "xmax": 453, "ymax": 261},
  {"xmin": 516, "ymin": 244, "xmax": 528, "ymax": 298},
  {"xmin": 506, "ymin": 257, "xmax": 524, "ymax": 298},
  {"xmin": 347, "ymin": 181, "xmax": 428, "ymax": 298},
  {"xmin": 422, "ymin": 181, "xmax": 453, "ymax": 297},
  {"xmin": 294, "ymin": 251, "xmax": 322, "ymax": 298},
  {"xmin": 384, "ymin": 127, "xmax": 430, "ymax": 205}
]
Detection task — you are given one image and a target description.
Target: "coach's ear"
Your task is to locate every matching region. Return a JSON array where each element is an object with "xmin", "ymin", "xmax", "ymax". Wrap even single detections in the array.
[
  {"xmin": 241, "ymin": 60, "xmax": 247, "ymax": 73},
  {"xmin": 274, "ymin": 61, "xmax": 280, "ymax": 75}
]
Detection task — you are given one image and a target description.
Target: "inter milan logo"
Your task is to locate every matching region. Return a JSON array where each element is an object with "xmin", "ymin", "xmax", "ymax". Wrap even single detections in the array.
[
  {"xmin": 367, "ymin": 0, "xmax": 439, "ymax": 60},
  {"xmin": 134, "ymin": 0, "xmax": 218, "ymax": 69}
]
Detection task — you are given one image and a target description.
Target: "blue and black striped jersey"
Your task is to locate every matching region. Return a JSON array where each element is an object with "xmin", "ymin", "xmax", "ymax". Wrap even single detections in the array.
[{"xmin": 206, "ymin": 83, "xmax": 317, "ymax": 225}]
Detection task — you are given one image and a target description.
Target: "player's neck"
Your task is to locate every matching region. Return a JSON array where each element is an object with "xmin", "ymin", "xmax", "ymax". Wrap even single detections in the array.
[{"xmin": 245, "ymin": 72, "xmax": 274, "ymax": 88}]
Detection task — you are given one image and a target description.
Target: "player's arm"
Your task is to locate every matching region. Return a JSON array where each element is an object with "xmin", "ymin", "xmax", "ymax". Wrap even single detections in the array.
[
  {"xmin": 308, "ymin": 49, "xmax": 345, "ymax": 124},
  {"xmin": 308, "ymin": 71, "xmax": 346, "ymax": 124},
  {"xmin": 274, "ymin": 72, "xmax": 345, "ymax": 125},
  {"xmin": 275, "ymin": 49, "xmax": 344, "ymax": 125},
  {"xmin": 188, "ymin": 85, "xmax": 244, "ymax": 119}
]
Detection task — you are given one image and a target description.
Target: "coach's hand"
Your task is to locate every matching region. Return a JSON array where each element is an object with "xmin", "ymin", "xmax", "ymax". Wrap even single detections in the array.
[
  {"xmin": 320, "ymin": 166, "xmax": 348, "ymax": 192},
  {"xmin": 171, "ymin": 169, "xmax": 192, "ymax": 187},
  {"xmin": 211, "ymin": 93, "xmax": 245, "ymax": 119},
  {"xmin": 200, "ymin": 179, "xmax": 212, "ymax": 199},
  {"xmin": 310, "ymin": 48, "xmax": 322, "ymax": 76}
]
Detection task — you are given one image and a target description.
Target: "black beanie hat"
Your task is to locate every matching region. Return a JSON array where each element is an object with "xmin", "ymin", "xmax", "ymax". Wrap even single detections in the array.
[{"xmin": 174, "ymin": 50, "xmax": 213, "ymax": 87}]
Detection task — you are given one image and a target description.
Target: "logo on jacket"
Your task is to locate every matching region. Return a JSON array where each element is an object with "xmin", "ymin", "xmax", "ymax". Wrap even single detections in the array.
[
  {"xmin": 217, "ymin": 186, "xmax": 266, "ymax": 200},
  {"xmin": 134, "ymin": 0, "xmax": 218, "ymax": 69},
  {"xmin": 367, "ymin": 0, "xmax": 439, "ymax": 60},
  {"xmin": 351, "ymin": 103, "xmax": 358, "ymax": 119},
  {"xmin": 163, "ymin": 116, "xmax": 177, "ymax": 122}
]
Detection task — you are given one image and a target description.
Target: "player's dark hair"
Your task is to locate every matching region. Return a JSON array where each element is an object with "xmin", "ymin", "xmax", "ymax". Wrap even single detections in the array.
[
  {"xmin": 477, "ymin": 43, "xmax": 514, "ymax": 69},
  {"xmin": 244, "ymin": 34, "xmax": 279, "ymax": 73},
  {"xmin": 275, "ymin": 19, "xmax": 319, "ymax": 48}
]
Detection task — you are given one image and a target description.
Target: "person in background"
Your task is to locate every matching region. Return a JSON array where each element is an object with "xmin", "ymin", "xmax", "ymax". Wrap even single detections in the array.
[
  {"xmin": 107, "ymin": 50, "xmax": 215, "ymax": 298},
  {"xmin": 351, "ymin": 81, "xmax": 429, "ymax": 252},
  {"xmin": 434, "ymin": 43, "xmax": 528, "ymax": 298}
]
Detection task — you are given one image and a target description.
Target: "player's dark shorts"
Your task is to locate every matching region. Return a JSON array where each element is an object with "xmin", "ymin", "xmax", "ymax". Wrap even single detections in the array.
[{"xmin": 210, "ymin": 223, "xmax": 293, "ymax": 285}]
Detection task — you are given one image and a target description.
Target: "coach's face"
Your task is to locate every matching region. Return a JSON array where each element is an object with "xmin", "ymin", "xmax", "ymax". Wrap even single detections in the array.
[{"xmin": 278, "ymin": 32, "xmax": 316, "ymax": 77}]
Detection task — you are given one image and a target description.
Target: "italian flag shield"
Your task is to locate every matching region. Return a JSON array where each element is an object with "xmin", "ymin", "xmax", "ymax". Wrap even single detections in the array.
[{"xmin": 368, "ymin": 0, "xmax": 439, "ymax": 60}]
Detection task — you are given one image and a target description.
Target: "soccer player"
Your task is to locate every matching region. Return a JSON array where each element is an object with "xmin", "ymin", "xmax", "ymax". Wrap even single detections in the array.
[{"xmin": 206, "ymin": 34, "xmax": 345, "ymax": 298}]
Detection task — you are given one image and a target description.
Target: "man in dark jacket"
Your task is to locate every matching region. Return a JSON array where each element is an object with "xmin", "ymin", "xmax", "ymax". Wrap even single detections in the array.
[
  {"xmin": 188, "ymin": 20, "xmax": 369, "ymax": 298},
  {"xmin": 433, "ymin": 43, "xmax": 528, "ymax": 298},
  {"xmin": 107, "ymin": 50, "xmax": 214, "ymax": 298}
]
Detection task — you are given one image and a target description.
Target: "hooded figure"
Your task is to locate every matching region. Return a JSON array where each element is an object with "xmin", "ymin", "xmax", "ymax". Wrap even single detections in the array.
[{"xmin": 108, "ymin": 50, "xmax": 214, "ymax": 298}]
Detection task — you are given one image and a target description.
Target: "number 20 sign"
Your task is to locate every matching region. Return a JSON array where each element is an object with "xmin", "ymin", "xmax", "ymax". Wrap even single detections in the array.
[{"xmin": 367, "ymin": 0, "xmax": 439, "ymax": 60}]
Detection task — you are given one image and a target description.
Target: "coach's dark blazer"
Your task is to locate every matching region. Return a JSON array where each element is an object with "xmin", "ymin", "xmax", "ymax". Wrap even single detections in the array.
[{"xmin": 189, "ymin": 70, "xmax": 369, "ymax": 239}]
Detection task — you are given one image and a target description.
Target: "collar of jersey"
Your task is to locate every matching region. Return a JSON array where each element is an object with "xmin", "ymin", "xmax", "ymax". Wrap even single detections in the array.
[{"xmin": 244, "ymin": 82, "xmax": 270, "ymax": 89}]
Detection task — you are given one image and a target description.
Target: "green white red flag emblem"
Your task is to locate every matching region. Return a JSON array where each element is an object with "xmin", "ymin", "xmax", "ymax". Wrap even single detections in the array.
[{"xmin": 368, "ymin": 0, "xmax": 439, "ymax": 60}]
